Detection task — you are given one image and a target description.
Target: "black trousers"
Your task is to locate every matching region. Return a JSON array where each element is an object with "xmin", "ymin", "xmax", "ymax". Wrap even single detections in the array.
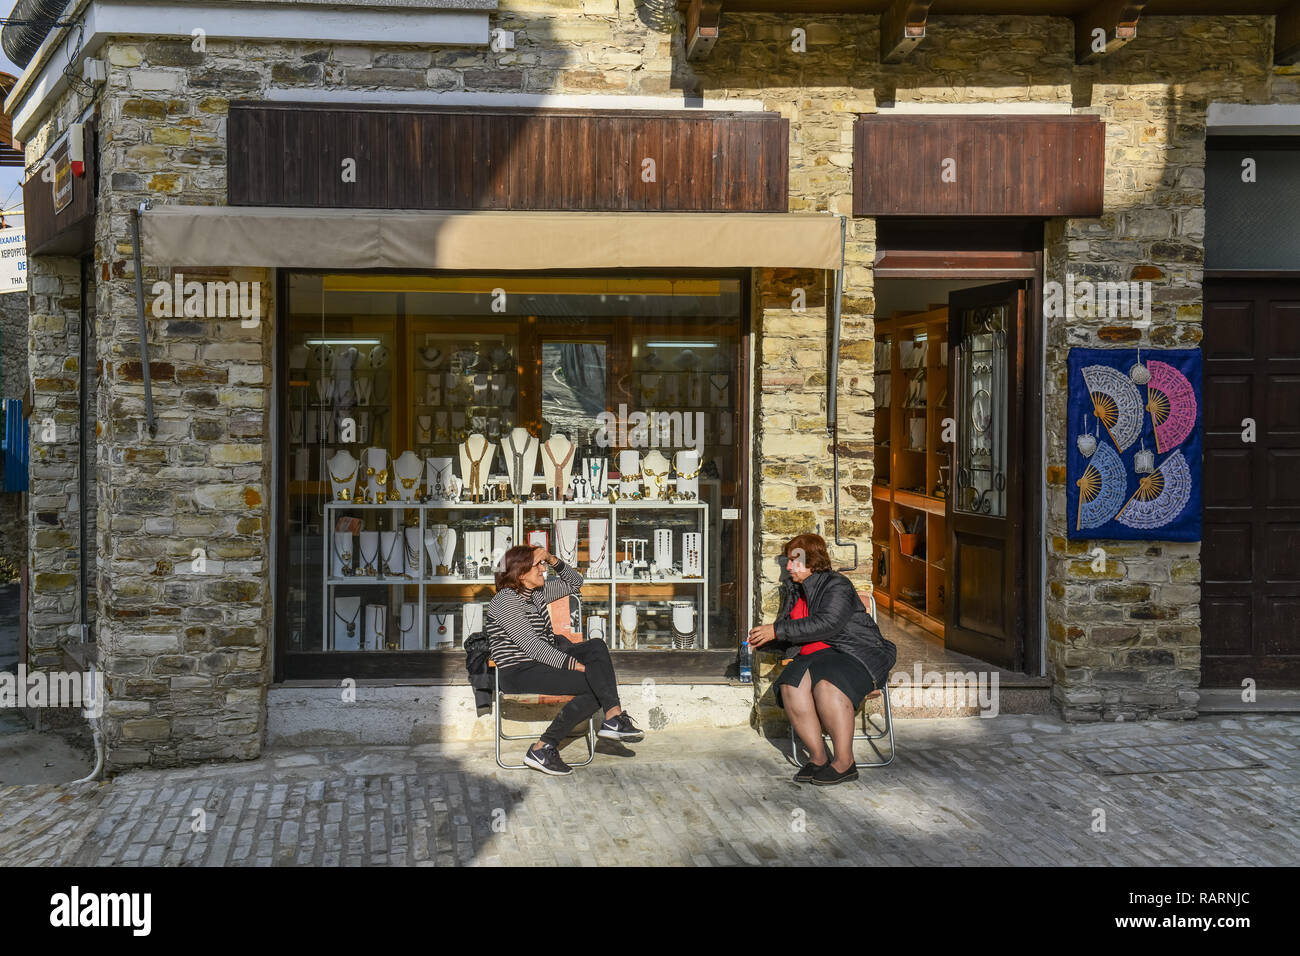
[{"xmin": 497, "ymin": 637, "xmax": 621, "ymax": 747}]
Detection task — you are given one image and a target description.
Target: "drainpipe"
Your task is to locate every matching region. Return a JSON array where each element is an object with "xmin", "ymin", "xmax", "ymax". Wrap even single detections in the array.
[
  {"xmin": 130, "ymin": 201, "xmax": 155, "ymax": 437},
  {"xmin": 827, "ymin": 215, "xmax": 858, "ymax": 572}
]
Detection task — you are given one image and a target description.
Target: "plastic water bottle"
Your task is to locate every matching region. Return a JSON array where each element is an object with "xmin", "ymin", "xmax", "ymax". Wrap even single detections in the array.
[{"xmin": 739, "ymin": 641, "xmax": 753, "ymax": 684}]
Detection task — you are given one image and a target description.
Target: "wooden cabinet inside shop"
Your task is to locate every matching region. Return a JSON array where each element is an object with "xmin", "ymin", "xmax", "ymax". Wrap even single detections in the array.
[{"xmin": 871, "ymin": 306, "xmax": 950, "ymax": 638}]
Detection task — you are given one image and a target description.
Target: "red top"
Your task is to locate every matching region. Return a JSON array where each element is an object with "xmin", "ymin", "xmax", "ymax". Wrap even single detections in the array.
[{"xmin": 791, "ymin": 596, "xmax": 830, "ymax": 655}]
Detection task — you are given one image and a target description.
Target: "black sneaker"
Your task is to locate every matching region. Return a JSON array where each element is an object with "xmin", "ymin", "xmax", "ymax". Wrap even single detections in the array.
[
  {"xmin": 598, "ymin": 713, "xmax": 644, "ymax": 741},
  {"xmin": 523, "ymin": 743, "xmax": 573, "ymax": 776},
  {"xmin": 811, "ymin": 762, "xmax": 859, "ymax": 786},
  {"xmin": 793, "ymin": 760, "xmax": 828, "ymax": 783}
]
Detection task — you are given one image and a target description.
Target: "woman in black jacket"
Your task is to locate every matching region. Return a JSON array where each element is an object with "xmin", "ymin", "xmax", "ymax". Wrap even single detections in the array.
[{"xmin": 748, "ymin": 533, "xmax": 897, "ymax": 786}]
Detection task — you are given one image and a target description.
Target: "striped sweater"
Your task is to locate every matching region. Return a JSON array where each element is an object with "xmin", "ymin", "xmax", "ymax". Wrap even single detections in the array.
[{"xmin": 486, "ymin": 559, "xmax": 585, "ymax": 670}]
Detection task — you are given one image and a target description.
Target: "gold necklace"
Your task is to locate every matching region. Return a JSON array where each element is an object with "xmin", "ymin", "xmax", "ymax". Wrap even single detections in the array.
[{"xmin": 399, "ymin": 475, "xmax": 418, "ymax": 489}]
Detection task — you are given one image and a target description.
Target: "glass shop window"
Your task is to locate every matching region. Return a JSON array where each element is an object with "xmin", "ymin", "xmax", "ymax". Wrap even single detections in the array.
[{"xmin": 280, "ymin": 273, "xmax": 745, "ymax": 669}]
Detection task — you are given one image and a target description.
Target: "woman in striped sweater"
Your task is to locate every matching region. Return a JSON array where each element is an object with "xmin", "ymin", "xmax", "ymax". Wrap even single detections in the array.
[{"xmin": 487, "ymin": 544, "xmax": 644, "ymax": 775}]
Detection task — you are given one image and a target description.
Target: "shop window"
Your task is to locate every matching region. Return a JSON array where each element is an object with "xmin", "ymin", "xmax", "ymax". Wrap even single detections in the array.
[{"xmin": 279, "ymin": 273, "xmax": 745, "ymax": 676}]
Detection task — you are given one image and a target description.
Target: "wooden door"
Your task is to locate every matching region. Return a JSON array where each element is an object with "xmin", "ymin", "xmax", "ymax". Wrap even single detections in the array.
[
  {"xmin": 1203, "ymin": 279, "xmax": 1300, "ymax": 687},
  {"xmin": 946, "ymin": 281, "xmax": 1027, "ymax": 669}
]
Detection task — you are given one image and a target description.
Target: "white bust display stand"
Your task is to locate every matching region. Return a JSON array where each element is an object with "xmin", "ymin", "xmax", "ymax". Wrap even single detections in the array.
[
  {"xmin": 425, "ymin": 456, "xmax": 455, "ymax": 502},
  {"xmin": 619, "ymin": 450, "xmax": 641, "ymax": 496},
  {"xmin": 641, "ymin": 450, "xmax": 670, "ymax": 500},
  {"xmin": 361, "ymin": 447, "xmax": 389, "ymax": 501},
  {"xmin": 392, "ymin": 451, "xmax": 423, "ymax": 503},
  {"xmin": 501, "ymin": 428, "xmax": 540, "ymax": 497},
  {"xmin": 459, "ymin": 434, "xmax": 496, "ymax": 501},
  {"xmin": 327, "ymin": 449, "xmax": 359, "ymax": 502},
  {"xmin": 539, "ymin": 434, "xmax": 576, "ymax": 500},
  {"xmin": 674, "ymin": 450, "xmax": 701, "ymax": 499}
]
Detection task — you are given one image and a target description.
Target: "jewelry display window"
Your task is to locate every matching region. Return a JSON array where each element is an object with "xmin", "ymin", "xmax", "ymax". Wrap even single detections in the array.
[{"xmin": 281, "ymin": 273, "xmax": 746, "ymax": 671}]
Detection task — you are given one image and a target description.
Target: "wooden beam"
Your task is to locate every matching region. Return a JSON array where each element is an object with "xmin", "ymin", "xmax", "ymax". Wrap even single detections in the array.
[
  {"xmin": 1277, "ymin": 1, "xmax": 1300, "ymax": 65},
  {"xmin": 1074, "ymin": 1, "xmax": 1146, "ymax": 64},
  {"xmin": 686, "ymin": 0, "xmax": 722, "ymax": 61},
  {"xmin": 880, "ymin": 0, "xmax": 932, "ymax": 64}
]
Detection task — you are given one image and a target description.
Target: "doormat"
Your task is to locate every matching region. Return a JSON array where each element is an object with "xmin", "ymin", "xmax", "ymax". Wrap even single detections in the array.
[{"xmin": 1066, "ymin": 743, "xmax": 1266, "ymax": 776}]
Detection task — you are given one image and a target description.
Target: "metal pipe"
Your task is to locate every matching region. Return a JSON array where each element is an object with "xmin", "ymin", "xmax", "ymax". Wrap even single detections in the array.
[
  {"xmin": 827, "ymin": 215, "xmax": 858, "ymax": 572},
  {"xmin": 130, "ymin": 201, "xmax": 155, "ymax": 437}
]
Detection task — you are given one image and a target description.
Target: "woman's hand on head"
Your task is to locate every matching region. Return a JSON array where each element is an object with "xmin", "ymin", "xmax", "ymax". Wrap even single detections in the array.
[{"xmin": 747, "ymin": 623, "xmax": 776, "ymax": 649}]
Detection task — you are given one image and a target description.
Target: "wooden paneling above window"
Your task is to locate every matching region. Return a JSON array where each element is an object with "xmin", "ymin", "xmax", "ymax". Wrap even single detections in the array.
[
  {"xmin": 853, "ymin": 115, "xmax": 1105, "ymax": 218},
  {"xmin": 228, "ymin": 103, "xmax": 789, "ymax": 213}
]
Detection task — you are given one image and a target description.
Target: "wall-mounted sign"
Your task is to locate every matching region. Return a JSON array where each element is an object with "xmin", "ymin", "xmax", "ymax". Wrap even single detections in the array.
[
  {"xmin": 52, "ymin": 140, "xmax": 72, "ymax": 213},
  {"xmin": 0, "ymin": 227, "xmax": 27, "ymax": 293}
]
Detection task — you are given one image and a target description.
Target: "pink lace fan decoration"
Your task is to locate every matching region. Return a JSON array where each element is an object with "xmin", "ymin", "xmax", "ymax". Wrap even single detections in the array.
[{"xmin": 1145, "ymin": 360, "xmax": 1197, "ymax": 453}]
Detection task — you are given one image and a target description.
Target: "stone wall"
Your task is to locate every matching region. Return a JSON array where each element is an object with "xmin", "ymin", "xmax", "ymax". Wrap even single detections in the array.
[{"xmin": 17, "ymin": 4, "xmax": 1300, "ymax": 765}]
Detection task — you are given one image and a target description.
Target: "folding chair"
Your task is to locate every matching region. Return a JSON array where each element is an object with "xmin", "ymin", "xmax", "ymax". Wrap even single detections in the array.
[
  {"xmin": 491, "ymin": 594, "xmax": 598, "ymax": 770},
  {"xmin": 784, "ymin": 592, "xmax": 895, "ymax": 769}
]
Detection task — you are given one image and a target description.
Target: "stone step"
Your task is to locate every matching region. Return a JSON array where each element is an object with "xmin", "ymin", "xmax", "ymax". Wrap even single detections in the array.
[{"xmin": 1197, "ymin": 688, "xmax": 1300, "ymax": 714}]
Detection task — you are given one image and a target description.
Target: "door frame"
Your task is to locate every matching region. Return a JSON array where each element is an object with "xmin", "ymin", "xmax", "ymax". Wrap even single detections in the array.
[{"xmin": 874, "ymin": 218, "xmax": 1045, "ymax": 677}]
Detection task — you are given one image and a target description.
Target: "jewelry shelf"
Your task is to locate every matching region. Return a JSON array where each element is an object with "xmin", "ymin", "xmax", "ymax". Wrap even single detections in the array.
[{"xmin": 322, "ymin": 498, "xmax": 711, "ymax": 651}]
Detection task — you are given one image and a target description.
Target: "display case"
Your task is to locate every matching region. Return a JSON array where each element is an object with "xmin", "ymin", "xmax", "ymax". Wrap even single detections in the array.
[{"xmin": 872, "ymin": 307, "xmax": 950, "ymax": 637}]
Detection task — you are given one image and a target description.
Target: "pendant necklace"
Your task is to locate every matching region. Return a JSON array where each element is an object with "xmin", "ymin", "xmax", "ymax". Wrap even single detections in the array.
[
  {"xmin": 358, "ymin": 538, "xmax": 379, "ymax": 576},
  {"xmin": 404, "ymin": 534, "xmax": 420, "ymax": 571},
  {"xmin": 556, "ymin": 522, "xmax": 578, "ymax": 562},
  {"xmin": 589, "ymin": 533, "xmax": 608, "ymax": 574},
  {"xmin": 434, "ymin": 612, "xmax": 450, "ymax": 636},
  {"xmin": 334, "ymin": 602, "xmax": 361, "ymax": 639},
  {"xmin": 465, "ymin": 438, "xmax": 490, "ymax": 498},
  {"xmin": 505, "ymin": 432, "xmax": 531, "ymax": 496},
  {"xmin": 333, "ymin": 535, "xmax": 353, "ymax": 576},
  {"xmin": 543, "ymin": 441, "xmax": 574, "ymax": 500},
  {"xmin": 710, "ymin": 375, "xmax": 728, "ymax": 403},
  {"xmin": 381, "ymin": 534, "xmax": 402, "ymax": 575},
  {"xmin": 399, "ymin": 612, "xmax": 417, "ymax": 642}
]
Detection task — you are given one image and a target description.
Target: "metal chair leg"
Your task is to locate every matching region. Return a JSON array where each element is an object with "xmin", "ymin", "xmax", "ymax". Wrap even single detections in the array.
[
  {"xmin": 789, "ymin": 688, "xmax": 895, "ymax": 770},
  {"xmin": 494, "ymin": 665, "xmax": 600, "ymax": 770}
]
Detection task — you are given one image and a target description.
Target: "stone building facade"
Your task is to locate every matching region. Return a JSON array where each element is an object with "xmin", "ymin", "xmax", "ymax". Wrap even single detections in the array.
[
  {"xmin": 1, "ymin": 285, "xmax": 27, "ymax": 580},
  {"xmin": 9, "ymin": 0, "xmax": 1297, "ymax": 769}
]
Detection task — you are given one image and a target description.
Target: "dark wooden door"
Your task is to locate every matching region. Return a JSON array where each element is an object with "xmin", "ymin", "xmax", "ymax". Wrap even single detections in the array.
[
  {"xmin": 946, "ymin": 281, "xmax": 1027, "ymax": 669},
  {"xmin": 1203, "ymin": 279, "xmax": 1300, "ymax": 687}
]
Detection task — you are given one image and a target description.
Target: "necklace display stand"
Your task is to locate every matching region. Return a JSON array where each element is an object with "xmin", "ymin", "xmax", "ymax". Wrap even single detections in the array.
[
  {"xmin": 618, "ymin": 450, "xmax": 641, "ymax": 496},
  {"xmin": 464, "ymin": 530, "xmax": 492, "ymax": 578},
  {"xmin": 671, "ymin": 601, "xmax": 698, "ymax": 649},
  {"xmin": 653, "ymin": 528, "xmax": 673, "ymax": 573},
  {"xmin": 333, "ymin": 595, "xmax": 362, "ymax": 651},
  {"xmin": 682, "ymin": 531, "xmax": 703, "ymax": 577},
  {"xmin": 361, "ymin": 447, "xmax": 389, "ymax": 503},
  {"xmin": 331, "ymin": 531, "xmax": 354, "ymax": 579},
  {"xmin": 365, "ymin": 604, "xmax": 387, "ymax": 651},
  {"xmin": 540, "ymin": 434, "xmax": 576, "ymax": 500},
  {"xmin": 555, "ymin": 518, "xmax": 580, "ymax": 565},
  {"xmin": 400, "ymin": 602, "xmax": 420, "ymax": 650},
  {"xmin": 404, "ymin": 527, "xmax": 422, "ymax": 577},
  {"xmin": 641, "ymin": 450, "xmax": 670, "ymax": 501},
  {"xmin": 673, "ymin": 450, "xmax": 701, "ymax": 499},
  {"xmin": 428, "ymin": 610, "xmax": 454, "ymax": 647},
  {"xmin": 588, "ymin": 518, "xmax": 610, "ymax": 577},
  {"xmin": 528, "ymin": 529, "xmax": 549, "ymax": 551},
  {"xmin": 585, "ymin": 457, "xmax": 608, "ymax": 498},
  {"xmin": 459, "ymin": 434, "xmax": 495, "ymax": 501},
  {"xmin": 502, "ymin": 428, "xmax": 539, "ymax": 498},
  {"xmin": 358, "ymin": 530, "xmax": 380, "ymax": 577},
  {"xmin": 463, "ymin": 603, "xmax": 485, "ymax": 641},
  {"xmin": 586, "ymin": 613, "xmax": 607, "ymax": 644},
  {"xmin": 392, "ymin": 451, "xmax": 423, "ymax": 503},
  {"xmin": 380, "ymin": 530, "xmax": 405, "ymax": 578},
  {"xmin": 425, "ymin": 457, "xmax": 454, "ymax": 502},
  {"xmin": 425, "ymin": 524, "xmax": 456, "ymax": 576},
  {"xmin": 328, "ymin": 449, "xmax": 358, "ymax": 502},
  {"xmin": 492, "ymin": 525, "xmax": 513, "ymax": 571},
  {"xmin": 618, "ymin": 603, "xmax": 638, "ymax": 650}
]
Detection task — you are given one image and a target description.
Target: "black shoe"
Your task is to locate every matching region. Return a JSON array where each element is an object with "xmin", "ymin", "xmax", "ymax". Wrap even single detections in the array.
[
  {"xmin": 598, "ymin": 713, "xmax": 644, "ymax": 741},
  {"xmin": 793, "ymin": 760, "xmax": 828, "ymax": 783},
  {"xmin": 811, "ymin": 762, "xmax": 859, "ymax": 786},
  {"xmin": 523, "ymin": 744, "xmax": 573, "ymax": 776}
]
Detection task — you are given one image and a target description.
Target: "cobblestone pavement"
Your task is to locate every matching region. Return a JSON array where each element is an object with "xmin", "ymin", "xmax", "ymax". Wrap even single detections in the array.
[{"xmin": 0, "ymin": 713, "xmax": 1297, "ymax": 866}]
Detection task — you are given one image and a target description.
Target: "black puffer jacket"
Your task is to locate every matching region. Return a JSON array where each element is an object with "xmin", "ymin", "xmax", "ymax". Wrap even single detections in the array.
[{"xmin": 772, "ymin": 570, "xmax": 897, "ymax": 687}]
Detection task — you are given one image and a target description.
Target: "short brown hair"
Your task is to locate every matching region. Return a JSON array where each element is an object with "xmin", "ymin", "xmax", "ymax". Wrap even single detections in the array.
[
  {"xmin": 495, "ymin": 544, "xmax": 540, "ymax": 592},
  {"xmin": 783, "ymin": 533, "xmax": 832, "ymax": 573}
]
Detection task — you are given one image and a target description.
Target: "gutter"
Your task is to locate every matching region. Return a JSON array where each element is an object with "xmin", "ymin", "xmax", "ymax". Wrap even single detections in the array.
[{"xmin": 827, "ymin": 215, "xmax": 858, "ymax": 572}]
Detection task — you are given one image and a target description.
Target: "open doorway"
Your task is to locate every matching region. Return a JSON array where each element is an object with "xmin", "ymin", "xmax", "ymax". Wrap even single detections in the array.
[{"xmin": 871, "ymin": 250, "xmax": 1044, "ymax": 680}]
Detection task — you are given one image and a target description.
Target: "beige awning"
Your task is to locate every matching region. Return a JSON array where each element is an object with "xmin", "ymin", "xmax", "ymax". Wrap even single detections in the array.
[{"xmin": 140, "ymin": 206, "xmax": 844, "ymax": 271}]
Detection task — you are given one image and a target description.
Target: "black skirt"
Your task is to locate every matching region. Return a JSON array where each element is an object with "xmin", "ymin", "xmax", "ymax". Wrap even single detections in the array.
[{"xmin": 773, "ymin": 648, "xmax": 876, "ymax": 711}]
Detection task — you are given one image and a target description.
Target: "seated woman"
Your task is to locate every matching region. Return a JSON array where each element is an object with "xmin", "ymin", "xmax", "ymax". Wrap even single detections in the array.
[
  {"xmin": 748, "ymin": 533, "xmax": 897, "ymax": 786},
  {"xmin": 486, "ymin": 544, "xmax": 644, "ymax": 775}
]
